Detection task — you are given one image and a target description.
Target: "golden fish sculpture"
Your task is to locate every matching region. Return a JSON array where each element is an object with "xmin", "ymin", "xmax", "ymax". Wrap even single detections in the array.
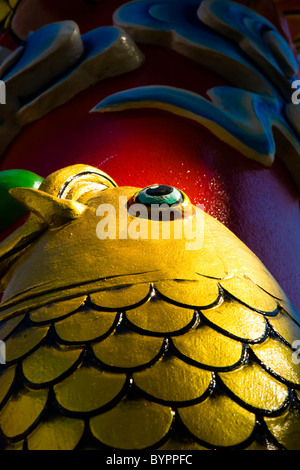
[{"xmin": 0, "ymin": 164, "xmax": 299, "ymax": 451}]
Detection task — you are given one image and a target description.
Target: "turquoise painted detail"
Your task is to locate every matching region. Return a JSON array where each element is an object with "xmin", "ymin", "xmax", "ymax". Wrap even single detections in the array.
[
  {"xmin": 136, "ymin": 185, "xmax": 183, "ymax": 206},
  {"xmin": 114, "ymin": 0, "xmax": 298, "ymax": 98},
  {"xmin": 0, "ymin": 22, "xmax": 143, "ymax": 158},
  {"xmin": 2, "ymin": 23, "xmax": 124, "ymax": 99},
  {"xmin": 93, "ymin": 85, "xmax": 300, "ymax": 166},
  {"xmin": 3, "ymin": 23, "xmax": 62, "ymax": 81},
  {"xmin": 207, "ymin": 0, "xmax": 298, "ymax": 77},
  {"xmin": 82, "ymin": 26, "xmax": 120, "ymax": 55}
]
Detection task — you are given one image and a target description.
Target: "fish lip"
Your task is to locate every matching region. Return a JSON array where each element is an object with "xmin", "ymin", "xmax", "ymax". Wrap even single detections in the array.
[
  {"xmin": 1, "ymin": 270, "xmax": 230, "ymax": 308},
  {"xmin": 0, "ymin": 270, "xmax": 159, "ymax": 309},
  {"xmin": 0, "ymin": 271, "xmax": 231, "ymax": 322}
]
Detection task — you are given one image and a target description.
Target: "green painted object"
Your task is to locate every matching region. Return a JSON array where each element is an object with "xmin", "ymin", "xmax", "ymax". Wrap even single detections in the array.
[{"xmin": 0, "ymin": 169, "xmax": 44, "ymax": 232}]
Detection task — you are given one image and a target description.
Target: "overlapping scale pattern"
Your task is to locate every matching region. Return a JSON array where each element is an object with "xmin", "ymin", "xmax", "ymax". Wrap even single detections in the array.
[{"xmin": 0, "ymin": 276, "xmax": 299, "ymax": 450}]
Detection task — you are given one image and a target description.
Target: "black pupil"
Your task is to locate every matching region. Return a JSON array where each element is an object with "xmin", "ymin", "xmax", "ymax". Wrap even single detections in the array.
[{"xmin": 145, "ymin": 185, "xmax": 174, "ymax": 196}]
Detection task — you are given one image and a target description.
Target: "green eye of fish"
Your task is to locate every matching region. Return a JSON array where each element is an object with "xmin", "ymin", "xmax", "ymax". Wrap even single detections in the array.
[{"xmin": 135, "ymin": 185, "xmax": 184, "ymax": 206}]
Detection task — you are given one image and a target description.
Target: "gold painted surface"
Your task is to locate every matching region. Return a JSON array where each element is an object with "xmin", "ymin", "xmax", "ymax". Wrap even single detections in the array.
[
  {"xmin": 0, "ymin": 387, "xmax": 48, "ymax": 438},
  {"xmin": 5, "ymin": 324, "xmax": 49, "ymax": 363},
  {"xmin": 0, "ymin": 366, "xmax": 15, "ymax": 404},
  {"xmin": 38, "ymin": 164, "xmax": 117, "ymax": 200},
  {"xmin": 202, "ymin": 301, "xmax": 267, "ymax": 342},
  {"xmin": 155, "ymin": 279, "xmax": 220, "ymax": 308},
  {"xmin": 179, "ymin": 394, "xmax": 256, "ymax": 447},
  {"xmin": 133, "ymin": 355, "xmax": 212, "ymax": 403},
  {"xmin": 90, "ymin": 284, "xmax": 150, "ymax": 310},
  {"xmin": 239, "ymin": 268, "xmax": 286, "ymax": 302},
  {"xmin": 219, "ymin": 362, "xmax": 289, "ymax": 411},
  {"xmin": 220, "ymin": 277, "xmax": 278, "ymax": 313},
  {"xmin": 53, "ymin": 364, "xmax": 126, "ymax": 413},
  {"xmin": 245, "ymin": 441, "xmax": 278, "ymax": 450},
  {"xmin": 0, "ymin": 0, "xmax": 17, "ymax": 29},
  {"xmin": 27, "ymin": 416, "xmax": 85, "ymax": 451},
  {"xmin": 0, "ymin": 1, "xmax": 10, "ymax": 24},
  {"xmin": 55, "ymin": 308, "xmax": 118, "ymax": 343},
  {"xmin": 30, "ymin": 296, "xmax": 87, "ymax": 323},
  {"xmin": 126, "ymin": 296, "xmax": 195, "ymax": 334},
  {"xmin": 92, "ymin": 330, "xmax": 164, "ymax": 369},
  {"xmin": 279, "ymin": 299, "xmax": 300, "ymax": 325},
  {"xmin": 0, "ymin": 313, "xmax": 25, "ymax": 341},
  {"xmin": 268, "ymin": 310, "xmax": 300, "ymax": 347},
  {"xmin": 265, "ymin": 408, "xmax": 300, "ymax": 450},
  {"xmin": 251, "ymin": 338, "xmax": 300, "ymax": 385},
  {"xmin": 9, "ymin": 187, "xmax": 86, "ymax": 228},
  {"xmin": 172, "ymin": 324, "xmax": 243, "ymax": 369},
  {"xmin": 22, "ymin": 344, "xmax": 82, "ymax": 385},
  {"xmin": 90, "ymin": 397, "xmax": 173, "ymax": 449}
]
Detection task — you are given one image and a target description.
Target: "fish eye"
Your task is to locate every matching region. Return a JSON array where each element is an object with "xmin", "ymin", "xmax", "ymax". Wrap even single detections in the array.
[{"xmin": 135, "ymin": 185, "xmax": 184, "ymax": 206}]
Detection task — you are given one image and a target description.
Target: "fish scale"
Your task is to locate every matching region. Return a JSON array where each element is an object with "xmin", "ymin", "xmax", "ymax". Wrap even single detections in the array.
[{"xmin": 0, "ymin": 281, "xmax": 298, "ymax": 450}]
